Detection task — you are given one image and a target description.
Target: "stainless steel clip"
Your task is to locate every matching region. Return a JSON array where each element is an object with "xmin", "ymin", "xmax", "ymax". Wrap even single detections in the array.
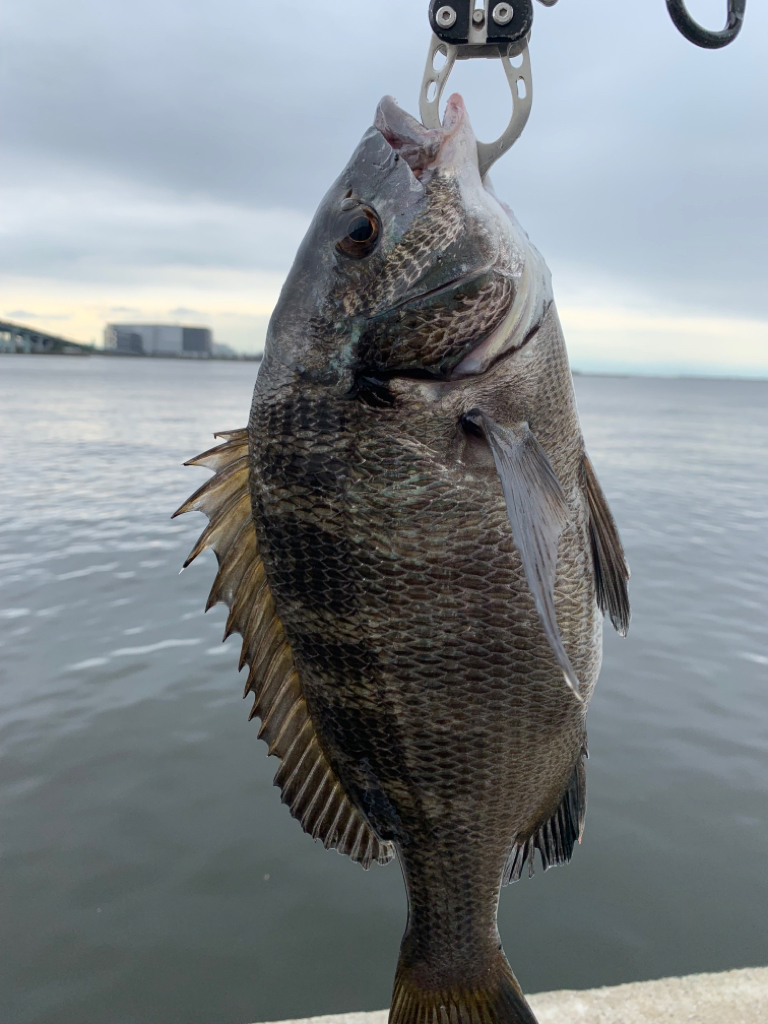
[{"xmin": 419, "ymin": 2, "xmax": 534, "ymax": 177}]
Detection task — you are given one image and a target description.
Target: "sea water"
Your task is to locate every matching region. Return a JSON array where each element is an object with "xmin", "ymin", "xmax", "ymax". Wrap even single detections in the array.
[{"xmin": 1, "ymin": 355, "xmax": 766, "ymax": 1024}]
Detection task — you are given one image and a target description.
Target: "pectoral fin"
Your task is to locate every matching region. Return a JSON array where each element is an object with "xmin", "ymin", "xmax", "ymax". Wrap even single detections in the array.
[{"xmin": 464, "ymin": 411, "xmax": 581, "ymax": 701}]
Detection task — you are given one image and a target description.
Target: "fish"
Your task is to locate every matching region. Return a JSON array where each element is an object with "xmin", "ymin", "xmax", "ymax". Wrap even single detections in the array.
[{"xmin": 174, "ymin": 93, "xmax": 630, "ymax": 1024}]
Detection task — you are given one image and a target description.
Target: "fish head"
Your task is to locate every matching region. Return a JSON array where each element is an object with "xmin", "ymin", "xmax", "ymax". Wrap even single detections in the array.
[{"xmin": 264, "ymin": 94, "xmax": 551, "ymax": 388}]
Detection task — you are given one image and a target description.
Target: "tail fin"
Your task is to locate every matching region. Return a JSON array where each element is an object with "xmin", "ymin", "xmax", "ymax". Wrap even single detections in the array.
[{"xmin": 389, "ymin": 947, "xmax": 539, "ymax": 1024}]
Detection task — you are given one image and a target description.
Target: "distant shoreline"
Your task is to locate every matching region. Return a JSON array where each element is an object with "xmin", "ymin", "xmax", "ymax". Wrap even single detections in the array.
[
  {"xmin": 0, "ymin": 348, "xmax": 263, "ymax": 362},
  {"xmin": 571, "ymin": 369, "xmax": 768, "ymax": 383},
  {"xmin": 3, "ymin": 350, "xmax": 766, "ymax": 382}
]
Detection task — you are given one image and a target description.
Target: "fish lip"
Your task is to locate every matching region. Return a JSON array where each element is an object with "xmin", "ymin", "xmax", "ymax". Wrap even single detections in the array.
[{"xmin": 374, "ymin": 93, "xmax": 467, "ymax": 177}]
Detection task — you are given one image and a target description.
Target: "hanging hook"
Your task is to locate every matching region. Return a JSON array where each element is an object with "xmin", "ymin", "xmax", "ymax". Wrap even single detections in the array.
[
  {"xmin": 666, "ymin": 0, "xmax": 746, "ymax": 49},
  {"xmin": 420, "ymin": 3, "xmax": 535, "ymax": 177},
  {"xmin": 419, "ymin": 36, "xmax": 533, "ymax": 179}
]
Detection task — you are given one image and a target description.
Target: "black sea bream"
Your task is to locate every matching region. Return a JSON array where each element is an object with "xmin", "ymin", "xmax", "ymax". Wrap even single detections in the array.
[{"xmin": 175, "ymin": 94, "xmax": 630, "ymax": 1024}]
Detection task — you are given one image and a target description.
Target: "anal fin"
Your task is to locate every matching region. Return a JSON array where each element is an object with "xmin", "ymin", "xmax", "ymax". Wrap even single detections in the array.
[
  {"xmin": 174, "ymin": 430, "xmax": 394, "ymax": 869},
  {"xmin": 504, "ymin": 751, "xmax": 587, "ymax": 883}
]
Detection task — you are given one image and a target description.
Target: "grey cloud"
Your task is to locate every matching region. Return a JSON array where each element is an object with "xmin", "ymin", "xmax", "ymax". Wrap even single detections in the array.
[
  {"xmin": 0, "ymin": 172, "xmax": 309, "ymax": 279},
  {"xmin": 2, "ymin": 0, "xmax": 766, "ymax": 319},
  {"xmin": 6, "ymin": 309, "xmax": 70, "ymax": 320}
]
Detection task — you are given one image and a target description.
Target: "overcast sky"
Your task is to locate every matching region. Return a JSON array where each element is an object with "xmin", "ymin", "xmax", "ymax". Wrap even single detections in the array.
[{"xmin": 2, "ymin": 0, "xmax": 766, "ymax": 373}]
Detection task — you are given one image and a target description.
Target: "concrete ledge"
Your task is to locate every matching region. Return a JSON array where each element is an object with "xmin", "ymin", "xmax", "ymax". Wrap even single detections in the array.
[{"xmin": 253, "ymin": 966, "xmax": 767, "ymax": 1024}]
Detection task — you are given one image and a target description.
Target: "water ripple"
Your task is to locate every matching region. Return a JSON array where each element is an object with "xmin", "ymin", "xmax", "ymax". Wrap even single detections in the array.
[{"xmin": 1, "ymin": 359, "xmax": 766, "ymax": 1024}]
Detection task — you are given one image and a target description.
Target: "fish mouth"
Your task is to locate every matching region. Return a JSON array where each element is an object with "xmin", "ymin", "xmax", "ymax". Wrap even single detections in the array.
[{"xmin": 374, "ymin": 93, "xmax": 468, "ymax": 179}]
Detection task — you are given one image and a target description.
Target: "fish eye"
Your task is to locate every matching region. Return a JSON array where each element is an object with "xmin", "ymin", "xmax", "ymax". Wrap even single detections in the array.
[{"xmin": 335, "ymin": 206, "xmax": 380, "ymax": 259}]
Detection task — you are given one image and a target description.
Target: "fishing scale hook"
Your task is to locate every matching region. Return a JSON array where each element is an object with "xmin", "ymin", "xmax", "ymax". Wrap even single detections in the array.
[
  {"xmin": 420, "ymin": 0, "xmax": 536, "ymax": 179},
  {"xmin": 666, "ymin": 0, "xmax": 746, "ymax": 49},
  {"xmin": 419, "ymin": 1, "xmax": 748, "ymax": 176}
]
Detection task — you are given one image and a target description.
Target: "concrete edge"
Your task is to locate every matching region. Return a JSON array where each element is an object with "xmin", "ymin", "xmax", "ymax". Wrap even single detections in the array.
[{"xmin": 251, "ymin": 965, "xmax": 768, "ymax": 1024}]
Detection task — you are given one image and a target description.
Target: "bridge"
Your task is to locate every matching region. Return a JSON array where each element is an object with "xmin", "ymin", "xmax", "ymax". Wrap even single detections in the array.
[{"xmin": 0, "ymin": 319, "xmax": 94, "ymax": 355}]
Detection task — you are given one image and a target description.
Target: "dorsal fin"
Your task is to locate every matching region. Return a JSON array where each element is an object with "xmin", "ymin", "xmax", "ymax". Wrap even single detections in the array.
[
  {"xmin": 581, "ymin": 454, "xmax": 631, "ymax": 636},
  {"xmin": 504, "ymin": 749, "xmax": 587, "ymax": 884},
  {"xmin": 173, "ymin": 431, "xmax": 394, "ymax": 870}
]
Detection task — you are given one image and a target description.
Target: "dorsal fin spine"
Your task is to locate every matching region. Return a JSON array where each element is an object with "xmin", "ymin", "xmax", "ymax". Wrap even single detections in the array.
[
  {"xmin": 253, "ymin": 660, "xmax": 295, "ymax": 728},
  {"xmin": 242, "ymin": 670, "xmax": 256, "ymax": 700},
  {"xmin": 206, "ymin": 518, "xmax": 258, "ymax": 611},
  {"xmin": 290, "ymin": 755, "xmax": 324, "ymax": 814},
  {"xmin": 265, "ymin": 694, "xmax": 304, "ymax": 754},
  {"xmin": 241, "ymin": 584, "xmax": 275, "ymax": 659},
  {"xmin": 213, "ymin": 428, "xmax": 248, "ymax": 441},
  {"xmin": 300, "ymin": 773, "xmax": 333, "ymax": 830},
  {"xmin": 244, "ymin": 619, "xmax": 284, "ymax": 689},
  {"xmin": 224, "ymin": 556, "xmax": 266, "ymax": 639},
  {"xmin": 256, "ymin": 668, "xmax": 298, "ymax": 736},
  {"xmin": 173, "ymin": 455, "xmax": 249, "ymax": 519},
  {"xmin": 238, "ymin": 580, "xmax": 270, "ymax": 673},
  {"xmin": 183, "ymin": 491, "xmax": 251, "ymax": 568},
  {"xmin": 184, "ymin": 439, "xmax": 248, "ymax": 472}
]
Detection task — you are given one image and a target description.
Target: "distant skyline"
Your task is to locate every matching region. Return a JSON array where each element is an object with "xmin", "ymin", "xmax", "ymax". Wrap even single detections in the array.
[{"xmin": 2, "ymin": 0, "xmax": 766, "ymax": 376}]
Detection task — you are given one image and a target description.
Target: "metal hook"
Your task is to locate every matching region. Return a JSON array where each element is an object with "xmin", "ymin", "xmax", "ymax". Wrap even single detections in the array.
[
  {"xmin": 666, "ymin": 0, "xmax": 746, "ymax": 49},
  {"xmin": 419, "ymin": 36, "xmax": 533, "ymax": 178}
]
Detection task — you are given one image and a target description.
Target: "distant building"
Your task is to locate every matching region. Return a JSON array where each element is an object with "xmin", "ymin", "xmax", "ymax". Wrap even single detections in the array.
[
  {"xmin": 104, "ymin": 324, "xmax": 212, "ymax": 356},
  {"xmin": 106, "ymin": 327, "xmax": 144, "ymax": 354},
  {"xmin": 211, "ymin": 341, "xmax": 237, "ymax": 358}
]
